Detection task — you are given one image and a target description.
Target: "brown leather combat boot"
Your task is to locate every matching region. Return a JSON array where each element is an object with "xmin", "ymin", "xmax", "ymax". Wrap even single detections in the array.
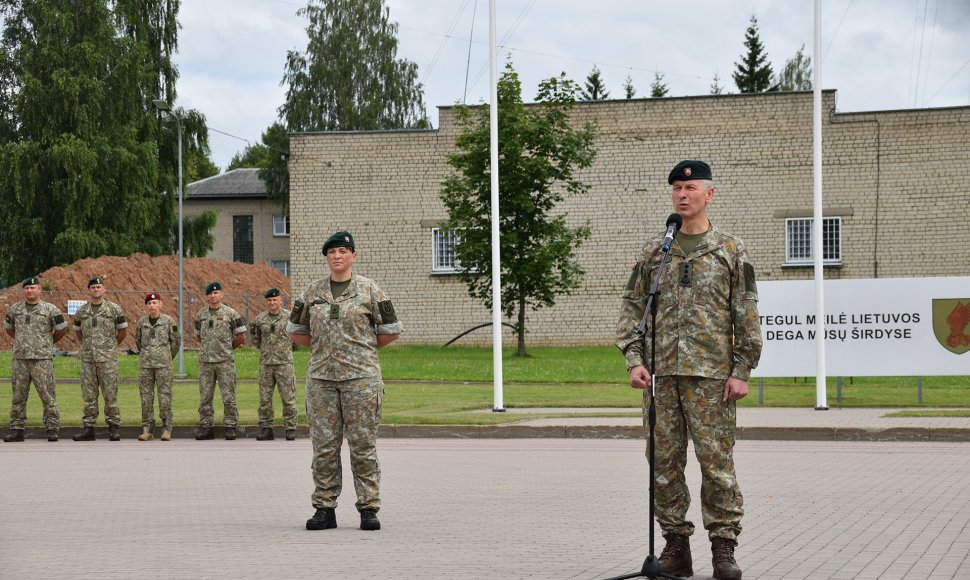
[
  {"xmin": 137, "ymin": 427, "xmax": 154, "ymax": 441},
  {"xmin": 160, "ymin": 428, "xmax": 172, "ymax": 441},
  {"xmin": 711, "ymin": 537, "xmax": 742, "ymax": 579},
  {"xmin": 658, "ymin": 534, "xmax": 693, "ymax": 577}
]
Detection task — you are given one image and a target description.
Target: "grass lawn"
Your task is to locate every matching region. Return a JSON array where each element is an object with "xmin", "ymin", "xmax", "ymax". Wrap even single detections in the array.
[{"xmin": 0, "ymin": 346, "xmax": 967, "ymax": 427}]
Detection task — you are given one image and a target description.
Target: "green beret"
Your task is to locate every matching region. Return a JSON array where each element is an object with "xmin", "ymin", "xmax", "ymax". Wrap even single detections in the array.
[
  {"xmin": 668, "ymin": 160, "xmax": 713, "ymax": 184},
  {"xmin": 322, "ymin": 231, "xmax": 355, "ymax": 255},
  {"xmin": 88, "ymin": 276, "xmax": 104, "ymax": 287},
  {"xmin": 22, "ymin": 277, "xmax": 40, "ymax": 287},
  {"xmin": 264, "ymin": 288, "xmax": 281, "ymax": 298},
  {"xmin": 205, "ymin": 281, "xmax": 223, "ymax": 295}
]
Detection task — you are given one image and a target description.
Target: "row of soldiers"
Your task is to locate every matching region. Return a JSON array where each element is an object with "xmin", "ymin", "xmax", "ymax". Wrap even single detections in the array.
[{"xmin": 2, "ymin": 277, "xmax": 296, "ymax": 442}]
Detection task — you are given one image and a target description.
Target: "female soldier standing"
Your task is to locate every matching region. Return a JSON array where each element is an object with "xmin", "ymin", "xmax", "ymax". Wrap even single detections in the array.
[{"xmin": 288, "ymin": 231, "xmax": 402, "ymax": 531}]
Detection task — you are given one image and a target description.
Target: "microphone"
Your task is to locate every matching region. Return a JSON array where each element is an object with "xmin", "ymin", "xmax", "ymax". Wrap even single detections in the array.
[{"xmin": 660, "ymin": 213, "xmax": 683, "ymax": 253}]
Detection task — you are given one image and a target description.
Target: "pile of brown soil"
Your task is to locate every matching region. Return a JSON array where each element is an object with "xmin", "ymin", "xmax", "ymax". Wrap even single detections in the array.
[{"xmin": 0, "ymin": 253, "xmax": 291, "ymax": 351}]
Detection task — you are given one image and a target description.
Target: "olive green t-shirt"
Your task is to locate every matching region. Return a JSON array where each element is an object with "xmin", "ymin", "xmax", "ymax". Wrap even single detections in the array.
[
  {"xmin": 330, "ymin": 278, "xmax": 352, "ymax": 298},
  {"xmin": 677, "ymin": 230, "xmax": 707, "ymax": 256}
]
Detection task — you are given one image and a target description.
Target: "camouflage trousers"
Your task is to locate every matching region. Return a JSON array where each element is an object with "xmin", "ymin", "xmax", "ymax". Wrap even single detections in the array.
[
  {"xmin": 198, "ymin": 361, "xmax": 238, "ymax": 428},
  {"xmin": 646, "ymin": 375, "xmax": 743, "ymax": 541},
  {"xmin": 139, "ymin": 366, "xmax": 173, "ymax": 430},
  {"xmin": 306, "ymin": 376, "xmax": 383, "ymax": 511},
  {"xmin": 80, "ymin": 360, "xmax": 120, "ymax": 428},
  {"xmin": 258, "ymin": 363, "xmax": 298, "ymax": 429},
  {"xmin": 9, "ymin": 358, "xmax": 60, "ymax": 430}
]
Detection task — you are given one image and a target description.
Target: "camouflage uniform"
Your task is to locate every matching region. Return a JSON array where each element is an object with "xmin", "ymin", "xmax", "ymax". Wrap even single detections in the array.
[
  {"xmin": 251, "ymin": 309, "xmax": 298, "ymax": 430},
  {"xmin": 135, "ymin": 313, "xmax": 180, "ymax": 431},
  {"xmin": 4, "ymin": 300, "xmax": 67, "ymax": 430},
  {"xmin": 616, "ymin": 223, "xmax": 762, "ymax": 542},
  {"xmin": 194, "ymin": 304, "xmax": 246, "ymax": 429},
  {"xmin": 288, "ymin": 274, "xmax": 403, "ymax": 511},
  {"xmin": 73, "ymin": 300, "xmax": 127, "ymax": 428}
]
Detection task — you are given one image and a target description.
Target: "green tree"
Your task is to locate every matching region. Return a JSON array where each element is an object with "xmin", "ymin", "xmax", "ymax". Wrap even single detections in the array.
[
  {"xmin": 275, "ymin": 0, "xmax": 427, "ymax": 213},
  {"xmin": 733, "ymin": 14, "xmax": 775, "ymax": 93},
  {"xmin": 0, "ymin": 0, "xmax": 205, "ymax": 283},
  {"xmin": 187, "ymin": 149, "xmax": 220, "ymax": 183},
  {"xmin": 441, "ymin": 62, "xmax": 596, "ymax": 357},
  {"xmin": 777, "ymin": 43, "xmax": 812, "ymax": 91},
  {"xmin": 226, "ymin": 122, "xmax": 290, "ymax": 212},
  {"xmin": 228, "ymin": 143, "xmax": 272, "ymax": 170},
  {"xmin": 183, "ymin": 209, "xmax": 218, "ymax": 258},
  {"xmin": 622, "ymin": 75, "xmax": 636, "ymax": 99},
  {"xmin": 710, "ymin": 72, "xmax": 724, "ymax": 95},
  {"xmin": 580, "ymin": 65, "xmax": 610, "ymax": 100},
  {"xmin": 650, "ymin": 72, "xmax": 669, "ymax": 97}
]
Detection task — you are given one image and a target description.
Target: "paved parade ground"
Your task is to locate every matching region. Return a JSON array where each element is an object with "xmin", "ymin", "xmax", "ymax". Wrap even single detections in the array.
[{"xmin": 1, "ymin": 438, "xmax": 968, "ymax": 579}]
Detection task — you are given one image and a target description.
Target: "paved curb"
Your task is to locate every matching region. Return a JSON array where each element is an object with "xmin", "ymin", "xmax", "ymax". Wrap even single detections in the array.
[{"xmin": 6, "ymin": 424, "xmax": 970, "ymax": 442}]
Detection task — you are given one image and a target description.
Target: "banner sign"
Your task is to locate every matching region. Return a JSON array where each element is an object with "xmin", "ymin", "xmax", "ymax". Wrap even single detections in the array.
[{"xmin": 754, "ymin": 277, "xmax": 970, "ymax": 377}]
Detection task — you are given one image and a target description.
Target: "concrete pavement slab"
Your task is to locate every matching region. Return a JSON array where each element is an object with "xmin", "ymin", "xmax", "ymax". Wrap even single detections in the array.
[{"xmin": 1, "ymin": 439, "xmax": 968, "ymax": 579}]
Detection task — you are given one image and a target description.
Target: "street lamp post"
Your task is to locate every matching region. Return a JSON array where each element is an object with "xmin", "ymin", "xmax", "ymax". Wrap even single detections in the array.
[{"xmin": 153, "ymin": 99, "xmax": 185, "ymax": 377}]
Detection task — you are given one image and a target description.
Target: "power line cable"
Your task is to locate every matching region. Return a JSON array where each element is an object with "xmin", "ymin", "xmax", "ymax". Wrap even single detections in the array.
[
  {"xmin": 822, "ymin": 0, "xmax": 854, "ymax": 63},
  {"xmin": 421, "ymin": 0, "xmax": 472, "ymax": 84},
  {"xmin": 463, "ymin": 0, "xmax": 479, "ymax": 103},
  {"xmin": 921, "ymin": 56, "xmax": 970, "ymax": 106}
]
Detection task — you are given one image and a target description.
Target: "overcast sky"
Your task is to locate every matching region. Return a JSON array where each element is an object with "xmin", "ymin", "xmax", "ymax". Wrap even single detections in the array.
[{"xmin": 175, "ymin": 0, "xmax": 970, "ymax": 171}]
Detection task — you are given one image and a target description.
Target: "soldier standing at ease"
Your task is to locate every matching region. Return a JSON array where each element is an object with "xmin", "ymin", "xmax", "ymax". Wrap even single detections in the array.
[
  {"xmin": 616, "ymin": 161, "xmax": 763, "ymax": 580},
  {"xmin": 250, "ymin": 288, "xmax": 299, "ymax": 441},
  {"xmin": 72, "ymin": 277, "xmax": 128, "ymax": 442},
  {"xmin": 3, "ymin": 277, "xmax": 68, "ymax": 442},
  {"xmin": 194, "ymin": 282, "xmax": 246, "ymax": 440},
  {"xmin": 289, "ymin": 231, "xmax": 403, "ymax": 532},
  {"xmin": 134, "ymin": 293, "xmax": 180, "ymax": 441}
]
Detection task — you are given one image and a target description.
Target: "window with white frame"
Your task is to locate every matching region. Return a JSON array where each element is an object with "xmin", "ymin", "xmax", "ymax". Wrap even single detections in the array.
[
  {"xmin": 785, "ymin": 217, "xmax": 842, "ymax": 266},
  {"xmin": 432, "ymin": 228, "xmax": 463, "ymax": 273},
  {"xmin": 273, "ymin": 215, "xmax": 290, "ymax": 237},
  {"xmin": 271, "ymin": 260, "xmax": 290, "ymax": 276}
]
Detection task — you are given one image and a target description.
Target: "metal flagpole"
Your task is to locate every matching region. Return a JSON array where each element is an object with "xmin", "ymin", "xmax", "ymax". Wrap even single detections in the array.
[
  {"xmin": 813, "ymin": 0, "xmax": 828, "ymax": 410},
  {"xmin": 489, "ymin": 0, "xmax": 504, "ymax": 412}
]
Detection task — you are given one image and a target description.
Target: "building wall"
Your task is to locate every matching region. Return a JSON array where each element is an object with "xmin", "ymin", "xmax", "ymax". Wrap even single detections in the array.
[
  {"xmin": 288, "ymin": 91, "xmax": 970, "ymax": 345},
  {"xmin": 183, "ymin": 199, "xmax": 290, "ymax": 272}
]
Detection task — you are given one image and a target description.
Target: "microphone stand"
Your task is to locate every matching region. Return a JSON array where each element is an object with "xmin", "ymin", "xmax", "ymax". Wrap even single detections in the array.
[{"xmin": 607, "ymin": 241, "xmax": 681, "ymax": 580}]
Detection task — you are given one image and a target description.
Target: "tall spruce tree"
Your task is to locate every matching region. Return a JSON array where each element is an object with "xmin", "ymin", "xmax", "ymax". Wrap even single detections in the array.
[
  {"xmin": 0, "ymin": 0, "xmax": 207, "ymax": 283},
  {"xmin": 441, "ymin": 62, "xmax": 596, "ymax": 356},
  {"xmin": 733, "ymin": 14, "xmax": 775, "ymax": 93},
  {"xmin": 580, "ymin": 65, "xmax": 610, "ymax": 100}
]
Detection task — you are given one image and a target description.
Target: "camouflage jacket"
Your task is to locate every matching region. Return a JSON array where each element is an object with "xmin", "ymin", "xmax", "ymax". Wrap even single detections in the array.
[
  {"xmin": 287, "ymin": 273, "xmax": 403, "ymax": 381},
  {"xmin": 135, "ymin": 314, "xmax": 180, "ymax": 369},
  {"xmin": 250, "ymin": 309, "xmax": 294, "ymax": 366},
  {"xmin": 194, "ymin": 304, "xmax": 247, "ymax": 363},
  {"xmin": 73, "ymin": 300, "xmax": 127, "ymax": 363},
  {"xmin": 615, "ymin": 223, "xmax": 763, "ymax": 381},
  {"xmin": 4, "ymin": 300, "xmax": 67, "ymax": 360}
]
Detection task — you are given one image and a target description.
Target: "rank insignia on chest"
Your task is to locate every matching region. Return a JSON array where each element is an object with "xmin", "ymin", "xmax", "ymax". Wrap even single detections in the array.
[
  {"xmin": 680, "ymin": 262, "xmax": 692, "ymax": 287},
  {"xmin": 91, "ymin": 317, "xmax": 97, "ymax": 328},
  {"xmin": 270, "ymin": 323, "xmax": 276, "ymax": 333},
  {"xmin": 330, "ymin": 304, "xmax": 340, "ymax": 320}
]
